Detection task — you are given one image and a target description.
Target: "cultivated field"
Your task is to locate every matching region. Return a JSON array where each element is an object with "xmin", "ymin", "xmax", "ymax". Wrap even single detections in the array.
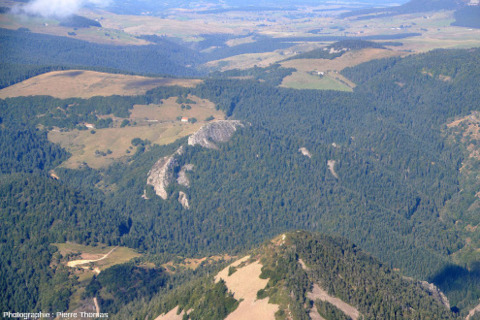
[{"xmin": 0, "ymin": 70, "xmax": 202, "ymax": 99}]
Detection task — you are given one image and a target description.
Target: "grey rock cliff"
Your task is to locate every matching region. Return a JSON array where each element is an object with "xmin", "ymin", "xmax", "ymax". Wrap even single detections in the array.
[
  {"xmin": 188, "ymin": 120, "xmax": 243, "ymax": 149},
  {"xmin": 146, "ymin": 146, "xmax": 184, "ymax": 199}
]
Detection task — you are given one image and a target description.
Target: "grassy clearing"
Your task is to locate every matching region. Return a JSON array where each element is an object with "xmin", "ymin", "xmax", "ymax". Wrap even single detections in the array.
[
  {"xmin": 0, "ymin": 70, "xmax": 202, "ymax": 99},
  {"xmin": 215, "ymin": 256, "xmax": 279, "ymax": 320},
  {"xmin": 204, "ymin": 51, "xmax": 297, "ymax": 71},
  {"xmin": 53, "ymin": 243, "xmax": 141, "ymax": 271},
  {"xmin": 225, "ymin": 36, "xmax": 256, "ymax": 47},
  {"xmin": 281, "ymin": 71, "xmax": 352, "ymax": 91},
  {"xmin": 130, "ymin": 96, "xmax": 223, "ymax": 122},
  {"xmin": 48, "ymin": 95, "xmax": 224, "ymax": 169},
  {"xmin": 56, "ymin": 243, "xmax": 140, "ymax": 284},
  {"xmin": 49, "ymin": 122, "xmax": 201, "ymax": 168},
  {"xmin": 281, "ymin": 48, "xmax": 404, "ymax": 72},
  {"xmin": 55, "ymin": 242, "xmax": 114, "ymax": 256}
]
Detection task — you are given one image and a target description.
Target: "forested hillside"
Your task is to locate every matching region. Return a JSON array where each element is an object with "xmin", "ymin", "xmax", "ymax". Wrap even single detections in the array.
[
  {"xmin": 0, "ymin": 28, "xmax": 201, "ymax": 78},
  {"xmin": 124, "ymin": 231, "xmax": 457, "ymax": 320},
  {"xmin": 1, "ymin": 40, "xmax": 480, "ymax": 317}
]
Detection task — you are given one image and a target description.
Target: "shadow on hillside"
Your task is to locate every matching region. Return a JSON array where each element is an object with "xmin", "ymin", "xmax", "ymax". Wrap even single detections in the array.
[{"xmin": 429, "ymin": 262, "xmax": 480, "ymax": 313}]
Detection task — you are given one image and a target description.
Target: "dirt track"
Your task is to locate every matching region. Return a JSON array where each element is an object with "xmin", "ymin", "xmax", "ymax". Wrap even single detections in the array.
[{"xmin": 66, "ymin": 247, "xmax": 118, "ymax": 268}]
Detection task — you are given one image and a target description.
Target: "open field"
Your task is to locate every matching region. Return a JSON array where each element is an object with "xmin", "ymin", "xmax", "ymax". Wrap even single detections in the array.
[
  {"xmin": 0, "ymin": 70, "xmax": 202, "ymax": 99},
  {"xmin": 279, "ymin": 48, "xmax": 402, "ymax": 90},
  {"xmin": 49, "ymin": 122, "xmax": 202, "ymax": 168},
  {"xmin": 281, "ymin": 48, "xmax": 405, "ymax": 72},
  {"xmin": 280, "ymin": 71, "xmax": 353, "ymax": 91},
  {"xmin": 48, "ymin": 95, "xmax": 224, "ymax": 168},
  {"xmin": 203, "ymin": 50, "xmax": 297, "ymax": 71},
  {"xmin": 130, "ymin": 96, "xmax": 223, "ymax": 122},
  {"xmin": 87, "ymin": 9, "xmax": 241, "ymax": 39},
  {"xmin": 53, "ymin": 242, "xmax": 141, "ymax": 275}
]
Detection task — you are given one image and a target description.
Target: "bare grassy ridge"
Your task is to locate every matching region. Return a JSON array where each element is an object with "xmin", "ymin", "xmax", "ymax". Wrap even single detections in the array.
[
  {"xmin": 0, "ymin": 70, "xmax": 202, "ymax": 99},
  {"xmin": 215, "ymin": 256, "xmax": 279, "ymax": 320}
]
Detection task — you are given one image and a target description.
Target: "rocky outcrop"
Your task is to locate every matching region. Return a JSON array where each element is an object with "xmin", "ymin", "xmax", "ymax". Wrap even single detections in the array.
[
  {"xmin": 188, "ymin": 120, "xmax": 243, "ymax": 149},
  {"xmin": 147, "ymin": 121, "xmax": 242, "ymax": 203},
  {"xmin": 178, "ymin": 191, "xmax": 190, "ymax": 209},
  {"xmin": 328, "ymin": 160, "xmax": 339, "ymax": 179},
  {"xmin": 146, "ymin": 146, "xmax": 184, "ymax": 199},
  {"xmin": 299, "ymin": 147, "xmax": 312, "ymax": 158},
  {"xmin": 419, "ymin": 281, "xmax": 450, "ymax": 310},
  {"xmin": 177, "ymin": 164, "xmax": 194, "ymax": 187}
]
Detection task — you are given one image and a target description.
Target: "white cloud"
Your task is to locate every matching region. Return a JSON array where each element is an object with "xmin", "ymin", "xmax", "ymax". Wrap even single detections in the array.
[{"xmin": 19, "ymin": 0, "xmax": 112, "ymax": 18}]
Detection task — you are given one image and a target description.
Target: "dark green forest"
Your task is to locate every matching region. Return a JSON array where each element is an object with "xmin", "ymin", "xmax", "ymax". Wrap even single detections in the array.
[
  {"xmin": 0, "ymin": 28, "xmax": 201, "ymax": 77},
  {"xmin": 1, "ymin": 33, "xmax": 480, "ymax": 318}
]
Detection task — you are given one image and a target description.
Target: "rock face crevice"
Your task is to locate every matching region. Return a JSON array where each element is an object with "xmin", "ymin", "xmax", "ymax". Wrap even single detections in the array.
[{"xmin": 188, "ymin": 120, "xmax": 243, "ymax": 149}]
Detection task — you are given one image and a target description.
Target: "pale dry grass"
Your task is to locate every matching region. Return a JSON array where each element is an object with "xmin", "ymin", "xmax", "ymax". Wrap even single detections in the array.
[
  {"xmin": 279, "ymin": 48, "xmax": 403, "ymax": 90},
  {"xmin": 280, "ymin": 71, "xmax": 353, "ymax": 91},
  {"xmin": 93, "ymin": 9, "xmax": 237, "ymax": 38},
  {"xmin": 225, "ymin": 36, "xmax": 256, "ymax": 47},
  {"xmin": 130, "ymin": 96, "xmax": 223, "ymax": 122},
  {"xmin": 53, "ymin": 243, "xmax": 141, "ymax": 276},
  {"xmin": 204, "ymin": 50, "xmax": 296, "ymax": 71},
  {"xmin": 0, "ymin": 10, "xmax": 146, "ymax": 45},
  {"xmin": 48, "ymin": 94, "xmax": 223, "ymax": 169},
  {"xmin": 48, "ymin": 122, "xmax": 202, "ymax": 169},
  {"xmin": 216, "ymin": 256, "xmax": 279, "ymax": 320},
  {"xmin": 281, "ymin": 48, "xmax": 404, "ymax": 72},
  {"xmin": 308, "ymin": 284, "xmax": 361, "ymax": 320},
  {"xmin": 0, "ymin": 70, "xmax": 202, "ymax": 99}
]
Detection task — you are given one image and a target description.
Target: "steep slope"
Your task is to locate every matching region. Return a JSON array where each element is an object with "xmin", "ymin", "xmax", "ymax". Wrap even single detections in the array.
[{"xmin": 137, "ymin": 231, "xmax": 456, "ymax": 320}]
